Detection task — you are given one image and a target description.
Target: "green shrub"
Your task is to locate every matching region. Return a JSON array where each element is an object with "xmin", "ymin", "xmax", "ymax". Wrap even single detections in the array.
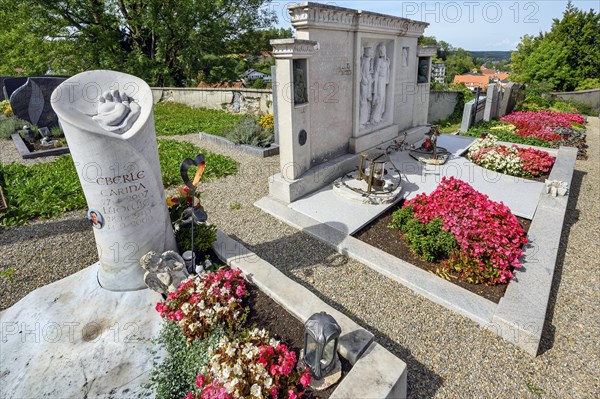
[
  {"xmin": 225, "ymin": 116, "xmax": 273, "ymax": 147},
  {"xmin": 154, "ymin": 102, "xmax": 244, "ymax": 136},
  {"xmin": 175, "ymin": 222, "xmax": 217, "ymax": 253},
  {"xmin": 0, "ymin": 117, "xmax": 29, "ymax": 140},
  {"xmin": 389, "ymin": 206, "xmax": 458, "ymax": 262},
  {"xmin": 575, "ymin": 78, "xmax": 600, "ymax": 91},
  {"xmin": 157, "ymin": 139, "xmax": 238, "ymax": 186},
  {"xmin": 145, "ymin": 321, "xmax": 223, "ymax": 399}
]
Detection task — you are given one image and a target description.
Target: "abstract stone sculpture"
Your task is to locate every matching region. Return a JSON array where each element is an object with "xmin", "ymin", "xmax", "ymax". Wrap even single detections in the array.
[
  {"xmin": 52, "ymin": 70, "xmax": 177, "ymax": 291},
  {"xmin": 545, "ymin": 180, "xmax": 569, "ymax": 197},
  {"xmin": 139, "ymin": 250, "xmax": 189, "ymax": 294}
]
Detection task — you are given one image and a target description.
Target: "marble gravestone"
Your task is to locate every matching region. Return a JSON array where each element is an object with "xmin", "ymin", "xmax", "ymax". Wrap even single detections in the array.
[
  {"xmin": 52, "ymin": 70, "xmax": 177, "ymax": 291},
  {"xmin": 9, "ymin": 76, "xmax": 67, "ymax": 128}
]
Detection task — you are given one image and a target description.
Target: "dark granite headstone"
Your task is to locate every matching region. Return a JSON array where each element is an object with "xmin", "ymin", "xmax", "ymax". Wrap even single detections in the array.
[
  {"xmin": 9, "ymin": 77, "xmax": 68, "ymax": 128},
  {"xmin": 2, "ymin": 77, "xmax": 28, "ymax": 101},
  {"xmin": 0, "ymin": 77, "xmax": 13, "ymax": 101}
]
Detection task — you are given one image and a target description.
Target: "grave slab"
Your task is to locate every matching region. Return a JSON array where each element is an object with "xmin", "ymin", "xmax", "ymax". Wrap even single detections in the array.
[
  {"xmin": 256, "ymin": 141, "xmax": 579, "ymax": 355},
  {"xmin": 289, "ymin": 135, "xmax": 544, "ymax": 235},
  {"xmin": 0, "ymin": 263, "xmax": 162, "ymax": 399}
]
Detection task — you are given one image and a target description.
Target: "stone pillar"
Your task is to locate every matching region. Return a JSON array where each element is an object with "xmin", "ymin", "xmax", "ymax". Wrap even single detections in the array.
[
  {"xmin": 52, "ymin": 70, "xmax": 177, "ymax": 291},
  {"xmin": 271, "ymin": 39, "xmax": 317, "ymax": 180}
]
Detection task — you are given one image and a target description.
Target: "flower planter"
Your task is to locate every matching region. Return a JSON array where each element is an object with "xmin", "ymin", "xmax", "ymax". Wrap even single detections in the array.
[{"xmin": 11, "ymin": 133, "xmax": 70, "ymax": 159}]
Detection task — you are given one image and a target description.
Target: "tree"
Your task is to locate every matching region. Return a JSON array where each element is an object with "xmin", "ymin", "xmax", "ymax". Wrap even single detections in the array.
[
  {"xmin": 418, "ymin": 36, "xmax": 476, "ymax": 83},
  {"xmin": 445, "ymin": 49, "xmax": 476, "ymax": 83},
  {"xmin": 0, "ymin": 0, "xmax": 276, "ymax": 86},
  {"xmin": 511, "ymin": 1, "xmax": 599, "ymax": 91}
]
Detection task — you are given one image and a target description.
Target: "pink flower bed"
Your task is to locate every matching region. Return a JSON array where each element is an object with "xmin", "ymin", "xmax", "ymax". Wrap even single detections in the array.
[
  {"xmin": 156, "ymin": 269, "xmax": 248, "ymax": 340},
  {"xmin": 406, "ymin": 177, "xmax": 528, "ymax": 284},
  {"xmin": 501, "ymin": 110, "xmax": 584, "ymax": 142},
  {"xmin": 189, "ymin": 329, "xmax": 311, "ymax": 399}
]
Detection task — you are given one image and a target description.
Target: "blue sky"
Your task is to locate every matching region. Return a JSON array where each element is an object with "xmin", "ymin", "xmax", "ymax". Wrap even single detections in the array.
[{"xmin": 269, "ymin": 1, "xmax": 598, "ymax": 51}]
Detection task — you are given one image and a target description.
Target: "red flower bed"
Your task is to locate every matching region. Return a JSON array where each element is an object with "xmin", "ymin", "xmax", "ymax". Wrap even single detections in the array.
[
  {"xmin": 501, "ymin": 110, "xmax": 584, "ymax": 142},
  {"xmin": 406, "ymin": 177, "xmax": 528, "ymax": 284},
  {"xmin": 515, "ymin": 147, "xmax": 555, "ymax": 177}
]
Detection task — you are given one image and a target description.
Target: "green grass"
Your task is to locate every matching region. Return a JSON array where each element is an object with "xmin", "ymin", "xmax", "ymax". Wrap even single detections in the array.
[
  {"xmin": 0, "ymin": 139, "xmax": 237, "ymax": 227},
  {"xmin": 157, "ymin": 139, "xmax": 238, "ymax": 186},
  {"xmin": 438, "ymin": 121, "xmax": 461, "ymax": 134},
  {"xmin": 154, "ymin": 102, "xmax": 245, "ymax": 137}
]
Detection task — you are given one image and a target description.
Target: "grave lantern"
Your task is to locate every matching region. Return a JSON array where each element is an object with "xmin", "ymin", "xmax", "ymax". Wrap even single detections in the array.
[
  {"xmin": 357, "ymin": 151, "xmax": 388, "ymax": 194},
  {"xmin": 303, "ymin": 312, "xmax": 341, "ymax": 380}
]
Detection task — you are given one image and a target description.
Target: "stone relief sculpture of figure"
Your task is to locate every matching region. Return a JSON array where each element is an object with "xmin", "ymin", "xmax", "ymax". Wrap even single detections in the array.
[
  {"xmin": 139, "ymin": 250, "xmax": 189, "ymax": 294},
  {"xmin": 402, "ymin": 47, "xmax": 409, "ymax": 67},
  {"xmin": 359, "ymin": 46, "xmax": 374, "ymax": 127},
  {"xmin": 52, "ymin": 71, "xmax": 177, "ymax": 291},
  {"xmin": 370, "ymin": 43, "xmax": 391, "ymax": 125},
  {"xmin": 294, "ymin": 67, "xmax": 308, "ymax": 104}
]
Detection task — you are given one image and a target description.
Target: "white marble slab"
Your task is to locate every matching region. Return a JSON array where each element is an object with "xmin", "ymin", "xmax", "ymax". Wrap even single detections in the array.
[
  {"xmin": 0, "ymin": 264, "xmax": 163, "ymax": 398},
  {"xmin": 290, "ymin": 135, "xmax": 544, "ymax": 234}
]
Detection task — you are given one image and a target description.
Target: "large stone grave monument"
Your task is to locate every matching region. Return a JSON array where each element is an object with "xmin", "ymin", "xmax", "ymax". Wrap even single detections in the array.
[
  {"xmin": 9, "ymin": 76, "xmax": 67, "ymax": 128},
  {"xmin": 52, "ymin": 70, "xmax": 177, "ymax": 291},
  {"xmin": 269, "ymin": 2, "xmax": 432, "ymax": 203}
]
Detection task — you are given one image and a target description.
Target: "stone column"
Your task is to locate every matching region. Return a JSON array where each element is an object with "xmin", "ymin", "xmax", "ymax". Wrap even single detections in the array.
[
  {"xmin": 270, "ymin": 39, "xmax": 317, "ymax": 181},
  {"xmin": 52, "ymin": 70, "xmax": 177, "ymax": 291}
]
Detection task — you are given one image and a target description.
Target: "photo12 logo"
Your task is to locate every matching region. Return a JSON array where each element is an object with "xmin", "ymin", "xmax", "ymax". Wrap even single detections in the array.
[{"xmin": 400, "ymin": 1, "xmax": 539, "ymax": 24}]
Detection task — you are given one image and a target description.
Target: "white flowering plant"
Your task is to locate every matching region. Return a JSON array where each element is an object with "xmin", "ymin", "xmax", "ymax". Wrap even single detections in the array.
[
  {"xmin": 468, "ymin": 134, "xmax": 554, "ymax": 178},
  {"xmin": 186, "ymin": 328, "xmax": 312, "ymax": 399}
]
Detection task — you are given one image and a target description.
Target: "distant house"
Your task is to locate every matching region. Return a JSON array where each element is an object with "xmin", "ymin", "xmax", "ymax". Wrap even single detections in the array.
[
  {"xmin": 240, "ymin": 69, "xmax": 272, "ymax": 83},
  {"xmin": 453, "ymin": 67, "xmax": 510, "ymax": 91},
  {"xmin": 431, "ymin": 63, "xmax": 446, "ymax": 84}
]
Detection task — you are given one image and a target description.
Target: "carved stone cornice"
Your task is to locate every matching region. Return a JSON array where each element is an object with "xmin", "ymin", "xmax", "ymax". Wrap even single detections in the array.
[
  {"xmin": 270, "ymin": 39, "xmax": 318, "ymax": 59},
  {"xmin": 288, "ymin": 2, "xmax": 428, "ymax": 37},
  {"xmin": 418, "ymin": 46, "xmax": 438, "ymax": 57}
]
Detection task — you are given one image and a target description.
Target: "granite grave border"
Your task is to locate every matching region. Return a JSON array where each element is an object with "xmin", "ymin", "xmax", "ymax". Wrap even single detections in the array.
[
  {"xmin": 198, "ymin": 132, "xmax": 279, "ymax": 158},
  {"xmin": 214, "ymin": 230, "xmax": 408, "ymax": 398},
  {"xmin": 11, "ymin": 133, "xmax": 70, "ymax": 159},
  {"xmin": 255, "ymin": 146, "xmax": 578, "ymax": 356}
]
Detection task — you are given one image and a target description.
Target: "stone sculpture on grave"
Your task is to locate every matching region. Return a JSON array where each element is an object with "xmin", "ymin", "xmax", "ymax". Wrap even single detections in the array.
[
  {"xmin": 359, "ymin": 47, "xmax": 374, "ymax": 127},
  {"xmin": 139, "ymin": 250, "xmax": 189, "ymax": 294},
  {"xmin": 52, "ymin": 70, "xmax": 177, "ymax": 291},
  {"xmin": 370, "ymin": 43, "xmax": 391, "ymax": 125}
]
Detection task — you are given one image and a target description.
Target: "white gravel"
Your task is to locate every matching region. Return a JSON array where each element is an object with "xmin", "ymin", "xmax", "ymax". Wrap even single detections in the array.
[{"xmin": 1, "ymin": 118, "xmax": 598, "ymax": 398}]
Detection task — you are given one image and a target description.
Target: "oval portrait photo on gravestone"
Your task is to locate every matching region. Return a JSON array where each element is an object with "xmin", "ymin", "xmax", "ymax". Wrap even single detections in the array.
[{"xmin": 87, "ymin": 209, "xmax": 104, "ymax": 229}]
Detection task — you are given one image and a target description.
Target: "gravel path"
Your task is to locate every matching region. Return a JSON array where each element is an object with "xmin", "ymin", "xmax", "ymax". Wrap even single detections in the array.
[{"xmin": 1, "ymin": 119, "xmax": 598, "ymax": 398}]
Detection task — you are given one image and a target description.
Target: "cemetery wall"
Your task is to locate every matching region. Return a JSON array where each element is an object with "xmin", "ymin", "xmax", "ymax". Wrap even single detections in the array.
[
  {"xmin": 150, "ymin": 87, "xmax": 272, "ymax": 115},
  {"xmin": 427, "ymin": 90, "xmax": 460, "ymax": 124},
  {"xmin": 552, "ymin": 88, "xmax": 600, "ymax": 114}
]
